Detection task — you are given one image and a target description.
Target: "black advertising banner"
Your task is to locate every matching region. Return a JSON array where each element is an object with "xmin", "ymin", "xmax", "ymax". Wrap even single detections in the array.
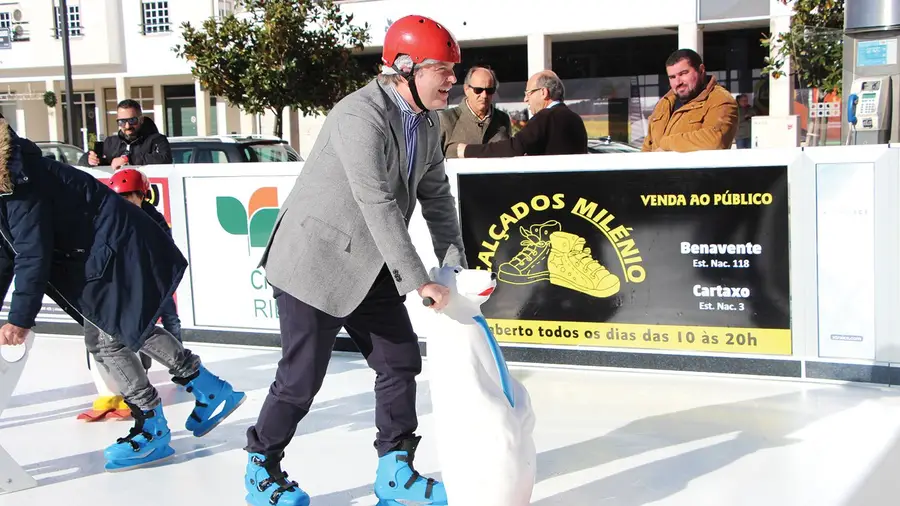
[{"xmin": 458, "ymin": 166, "xmax": 791, "ymax": 355}]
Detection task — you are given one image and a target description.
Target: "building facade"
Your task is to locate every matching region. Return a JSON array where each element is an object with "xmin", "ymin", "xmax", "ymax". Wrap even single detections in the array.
[{"xmin": 0, "ymin": 0, "xmax": 793, "ymax": 154}]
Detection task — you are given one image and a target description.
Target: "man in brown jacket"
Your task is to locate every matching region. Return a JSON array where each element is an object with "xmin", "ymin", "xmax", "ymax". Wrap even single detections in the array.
[{"xmin": 641, "ymin": 49, "xmax": 738, "ymax": 152}]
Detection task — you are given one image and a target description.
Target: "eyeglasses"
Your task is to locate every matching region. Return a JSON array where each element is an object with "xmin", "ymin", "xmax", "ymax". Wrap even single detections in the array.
[
  {"xmin": 469, "ymin": 86, "xmax": 496, "ymax": 95},
  {"xmin": 524, "ymin": 87, "xmax": 545, "ymax": 97},
  {"xmin": 117, "ymin": 117, "xmax": 139, "ymax": 126}
]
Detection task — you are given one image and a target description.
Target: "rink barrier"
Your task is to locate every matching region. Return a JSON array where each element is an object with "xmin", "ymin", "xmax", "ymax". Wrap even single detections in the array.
[{"xmin": 3, "ymin": 145, "xmax": 900, "ymax": 386}]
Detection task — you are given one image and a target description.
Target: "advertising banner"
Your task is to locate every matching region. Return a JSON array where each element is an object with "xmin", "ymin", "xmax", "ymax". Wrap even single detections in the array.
[
  {"xmin": 147, "ymin": 176, "xmax": 173, "ymax": 226},
  {"xmin": 183, "ymin": 175, "xmax": 298, "ymax": 329},
  {"xmin": 458, "ymin": 166, "xmax": 791, "ymax": 355},
  {"xmin": 815, "ymin": 162, "xmax": 876, "ymax": 360}
]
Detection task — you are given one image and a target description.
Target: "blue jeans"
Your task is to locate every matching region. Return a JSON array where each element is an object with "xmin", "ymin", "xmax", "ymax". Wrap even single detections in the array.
[{"xmin": 736, "ymin": 138, "xmax": 751, "ymax": 149}]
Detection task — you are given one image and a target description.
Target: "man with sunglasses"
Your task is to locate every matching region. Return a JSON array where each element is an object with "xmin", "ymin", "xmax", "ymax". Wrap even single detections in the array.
[
  {"xmin": 456, "ymin": 70, "xmax": 588, "ymax": 158},
  {"xmin": 439, "ymin": 66, "xmax": 511, "ymax": 158},
  {"xmin": 87, "ymin": 99, "xmax": 172, "ymax": 170}
]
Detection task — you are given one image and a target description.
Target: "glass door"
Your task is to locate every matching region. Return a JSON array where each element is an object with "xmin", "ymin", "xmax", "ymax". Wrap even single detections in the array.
[
  {"xmin": 61, "ymin": 92, "xmax": 98, "ymax": 149},
  {"xmin": 166, "ymin": 97, "xmax": 197, "ymax": 137}
]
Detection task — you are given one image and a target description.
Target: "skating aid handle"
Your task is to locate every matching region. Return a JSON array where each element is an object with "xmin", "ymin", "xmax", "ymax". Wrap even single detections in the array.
[{"xmin": 422, "ymin": 297, "xmax": 435, "ymax": 307}]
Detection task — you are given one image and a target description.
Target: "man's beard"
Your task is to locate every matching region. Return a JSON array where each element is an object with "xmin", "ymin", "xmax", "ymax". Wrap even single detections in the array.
[{"xmin": 678, "ymin": 76, "xmax": 708, "ymax": 102}]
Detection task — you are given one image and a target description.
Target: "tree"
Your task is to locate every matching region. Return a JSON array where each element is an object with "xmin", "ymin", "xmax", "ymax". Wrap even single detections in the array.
[
  {"xmin": 761, "ymin": 0, "xmax": 844, "ymax": 145},
  {"xmin": 762, "ymin": 0, "xmax": 844, "ymax": 93},
  {"xmin": 174, "ymin": 0, "xmax": 372, "ymax": 138}
]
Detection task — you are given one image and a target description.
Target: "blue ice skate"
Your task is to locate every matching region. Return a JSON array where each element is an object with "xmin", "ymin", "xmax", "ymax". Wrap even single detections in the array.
[
  {"xmin": 374, "ymin": 436, "xmax": 447, "ymax": 506},
  {"xmin": 103, "ymin": 402, "xmax": 175, "ymax": 472},
  {"xmin": 245, "ymin": 452, "xmax": 310, "ymax": 506},
  {"xmin": 178, "ymin": 365, "xmax": 246, "ymax": 437}
]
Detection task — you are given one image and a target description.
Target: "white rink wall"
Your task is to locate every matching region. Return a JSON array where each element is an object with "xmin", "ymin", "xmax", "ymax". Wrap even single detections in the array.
[{"xmin": 10, "ymin": 145, "xmax": 899, "ymax": 385}]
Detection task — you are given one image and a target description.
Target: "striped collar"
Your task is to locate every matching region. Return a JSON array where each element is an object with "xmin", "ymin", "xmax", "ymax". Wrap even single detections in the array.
[{"xmin": 387, "ymin": 84, "xmax": 427, "ymax": 118}]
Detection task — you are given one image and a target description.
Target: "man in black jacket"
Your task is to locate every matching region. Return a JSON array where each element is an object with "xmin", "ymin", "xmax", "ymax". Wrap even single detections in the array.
[
  {"xmin": 0, "ymin": 121, "xmax": 244, "ymax": 472},
  {"xmin": 86, "ymin": 99, "xmax": 172, "ymax": 169},
  {"xmin": 456, "ymin": 70, "xmax": 588, "ymax": 158}
]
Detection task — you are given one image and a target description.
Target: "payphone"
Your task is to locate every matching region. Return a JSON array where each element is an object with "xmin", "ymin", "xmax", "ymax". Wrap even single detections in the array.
[
  {"xmin": 846, "ymin": 76, "xmax": 892, "ymax": 144},
  {"xmin": 842, "ymin": 0, "xmax": 900, "ymax": 144}
]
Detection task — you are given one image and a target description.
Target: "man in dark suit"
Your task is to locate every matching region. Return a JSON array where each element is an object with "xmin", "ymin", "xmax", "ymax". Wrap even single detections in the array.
[
  {"xmin": 456, "ymin": 70, "xmax": 588, "ymax": 157},
  {"xmin": 243, "ymin": 15, "xmax": 466, "ymax": 506}
]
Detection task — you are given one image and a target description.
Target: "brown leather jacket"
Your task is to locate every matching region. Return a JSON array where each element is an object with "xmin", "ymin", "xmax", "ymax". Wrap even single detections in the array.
[{"xmin": 641, "ymin": 75, "xmax": 738, "ymax": 152}]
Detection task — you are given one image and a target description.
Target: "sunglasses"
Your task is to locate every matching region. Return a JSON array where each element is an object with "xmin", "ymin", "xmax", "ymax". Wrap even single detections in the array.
[
  {"xmin": 117, "ymin": 117, "xmax": 139, "ymax": 126},
  {"xmin": 469, "ymin": 86, "xmax": 496, "ymax": 95}
]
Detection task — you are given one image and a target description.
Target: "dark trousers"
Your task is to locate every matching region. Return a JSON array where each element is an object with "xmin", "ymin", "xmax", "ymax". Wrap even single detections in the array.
[{"xmin": 245, "ymin": 266, "xmax": 423, "ymax": 458}]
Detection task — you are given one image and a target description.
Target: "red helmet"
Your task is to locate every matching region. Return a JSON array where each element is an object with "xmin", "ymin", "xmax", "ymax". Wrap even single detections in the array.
[
  {"xmin": 382, "ymin": 15, "xmax": 461, "ymax": 67},
  {"xmin": 107, "ymin": 168, "xmax": 150, "ymax": 195}
]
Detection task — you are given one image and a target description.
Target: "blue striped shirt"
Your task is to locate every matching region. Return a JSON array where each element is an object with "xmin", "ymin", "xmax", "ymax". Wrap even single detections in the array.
[{"xmin": 386, "ymin": 84, "xmax": 426, "ymax": 180}]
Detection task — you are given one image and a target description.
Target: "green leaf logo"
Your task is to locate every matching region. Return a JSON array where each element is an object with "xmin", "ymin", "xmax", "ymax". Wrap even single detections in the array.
[
  {"xmin": 250, "ymin": 208, "xmax": 280, "ymax": 248},
  {"xmin": 215, "ymin": 187, "xmax": 280, "ymax": 254},
  {"xmin": 216, "ymin": 196, "xmax": 248, "ymax": 235}
]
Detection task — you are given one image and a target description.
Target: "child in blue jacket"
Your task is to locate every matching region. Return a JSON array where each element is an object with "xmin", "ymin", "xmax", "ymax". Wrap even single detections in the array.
[{"xmin": 78, "ymin": 168, "xmax": 185, "ymax": 422}]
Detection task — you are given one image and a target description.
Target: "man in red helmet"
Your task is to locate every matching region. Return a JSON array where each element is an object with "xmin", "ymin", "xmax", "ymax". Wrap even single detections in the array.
[{"xmin": 243, "ymin": 14, "xmax": 465, "ymax": 506}]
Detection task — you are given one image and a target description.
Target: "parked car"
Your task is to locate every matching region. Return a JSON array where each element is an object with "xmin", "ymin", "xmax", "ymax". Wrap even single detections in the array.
[
  {"xmin": 168, "ymin": 135, "xmax": 303, "ymax": 164},
  {"xmin": 587, "ymin": 137, "xmax": 641, "ymax": 154},
  {"xmin": 35, "ymin": 141, "xmax": 86, "ymax": 165}
]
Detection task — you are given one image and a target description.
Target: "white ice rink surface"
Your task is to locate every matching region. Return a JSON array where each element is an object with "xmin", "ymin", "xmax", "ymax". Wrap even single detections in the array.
[{"xmin": 4, "ymin": 334, "xmax": 900, "ymax": 505}]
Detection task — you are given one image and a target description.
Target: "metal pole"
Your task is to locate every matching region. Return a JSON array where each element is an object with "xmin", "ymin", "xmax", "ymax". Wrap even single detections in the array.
[{"xmin": 60, "ymin": 0, "xmax": 76, "ymax": 146}]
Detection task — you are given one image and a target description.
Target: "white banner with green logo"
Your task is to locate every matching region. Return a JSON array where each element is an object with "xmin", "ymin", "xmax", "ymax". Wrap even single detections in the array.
[{"xmin": 183, "ymin": 175, "xmax": 298, "ymax": 330}]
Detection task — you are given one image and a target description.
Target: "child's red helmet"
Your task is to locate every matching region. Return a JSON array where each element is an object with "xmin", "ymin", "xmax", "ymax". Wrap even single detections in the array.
[{"xmin": 107, "ymin": 168, "xmax": 150, "ymax": 195}]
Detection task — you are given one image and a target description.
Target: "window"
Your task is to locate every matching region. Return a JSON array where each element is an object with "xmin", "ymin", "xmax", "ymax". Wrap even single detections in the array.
[
  {"xmin": 142, "ymin": 1, "xmax": 170, "ymax": 34},
  {"xmin": 59, "ymin": 145, "xmax": 85, "ymax": 165},
  {"xmin": 40, "ymin": 147, "xmax": 62, "ymax": 162},
  {"xmin": 0, "ymin": 13, "xmax": 10, "ymax": 31},
  {"xmin": 217, "ymin": 0, "xmax": 234, "ymax": 19},
  {"xmin": 194, "ymin": 149, "xmax": 229, "ymax": 163},
  {"xmin": 246, "ymin": 143, "xmax": 299, "ymax": 162},
  {"xmin": 54, "ymin": 2, "xmax": 82, "ymax": 38},
  {"xmin": 172, "ymin": 148, "xmax": 193, "ymax": 164},
  {"xmin": 104, "ymin": 88, "xmax": 118, "ymax": 135},
  {"xmin": 130, "ymin": 86, "xmax": 155, "ymax": 121}
]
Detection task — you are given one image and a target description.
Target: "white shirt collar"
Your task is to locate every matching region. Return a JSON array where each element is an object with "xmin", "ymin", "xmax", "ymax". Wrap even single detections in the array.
[{"xmin": 465, "ymin": 99, "xmax": 492, "ymax": 122}]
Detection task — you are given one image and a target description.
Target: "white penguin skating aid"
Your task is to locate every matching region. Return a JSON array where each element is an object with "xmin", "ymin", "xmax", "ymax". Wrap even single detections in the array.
[
  {"xmin": 424, "ymin": 265, "xmax": 537, "ymax": 506},
  {"xmin": 0, "ymin": 330, "xmax": 38, "ymax": 495}
]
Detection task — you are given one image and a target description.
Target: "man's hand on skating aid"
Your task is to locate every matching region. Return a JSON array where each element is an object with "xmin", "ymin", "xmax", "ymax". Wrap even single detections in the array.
[
  {"xmin": 0, "ymin": 323, "xmax": 30, "ymax": 345},
  {"xmin": 419, "ymin": 282, "xmax": 450, "ymax": 310}
]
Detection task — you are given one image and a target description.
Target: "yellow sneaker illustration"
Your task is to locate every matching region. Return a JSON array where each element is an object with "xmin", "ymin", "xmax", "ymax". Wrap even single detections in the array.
[
  {"xmin": 497, "ymin": 220, "xmax": 562, "ymax": 285},
  {"xmin": 548, "ymin": 231, "xmax": 620, "ymax": 298}
]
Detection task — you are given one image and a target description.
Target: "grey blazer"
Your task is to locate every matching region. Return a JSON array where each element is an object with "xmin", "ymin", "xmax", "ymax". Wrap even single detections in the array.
[{"xmin": 259, "ymin": 79, "xmax": 467, "ymax": 318}]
